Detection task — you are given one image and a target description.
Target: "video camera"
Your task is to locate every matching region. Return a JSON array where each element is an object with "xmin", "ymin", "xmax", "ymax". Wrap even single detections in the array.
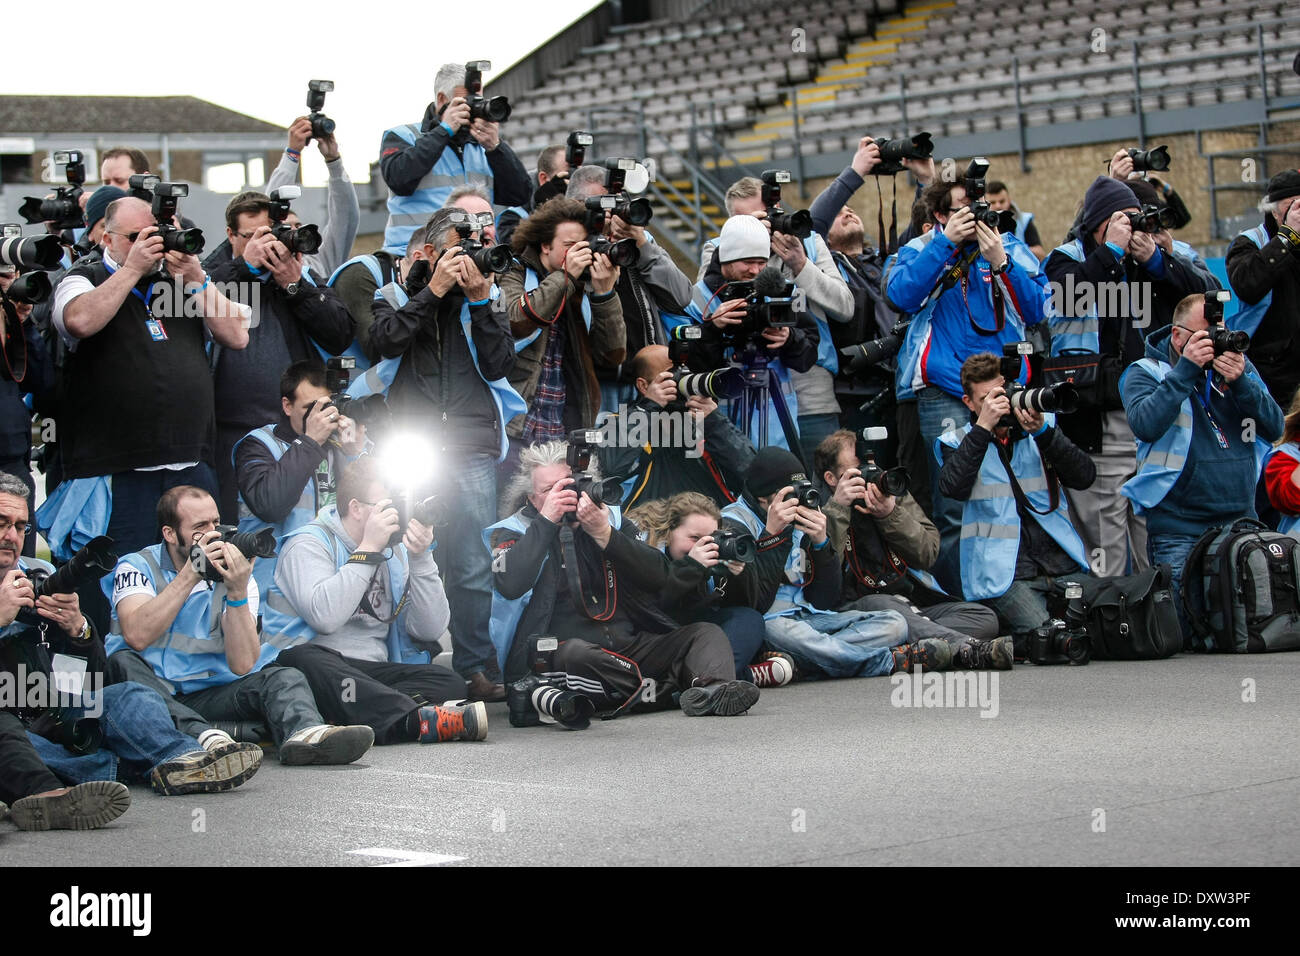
[
  {"xmin": 963, "ymin": 158, "xmax": 1000, "ymax": 229},
  {"xmin": 307, "ymin": 79, "xmax": 335, "ymax": 140},
  {"xmin": 566, "ymin": 130, "xmax": 593, "ymax": 168},
  {"xmin": 1204, "ymin": 291, "xmax": 1247, "ymax": 355},
  {"xmin": 870, "ymin": 132, "xmax": 934, "ymax": 177},
  {"xmin": 447, "ymin": 210, "xmax": 512, "ymax": 275},
  {"xmin": 760, "ymin": 170, "xmax": 813, "ymax": 239},
  {"xmin": 19, "ymin": 150, "xmax": 86, "ymax": 231},
  {"xmin": 268, "ymin": 186, "xmax": 322, "ymax": 256},
  {"xmin": 147, "ymin": 181, "xmax": 206, "ymax": 256},
  {"xmin": 719, "ymin": 266, "xmax": 799, "ymax": 347},
  {"xmin": 464, "ymin": 60, "xmax": 511, "ymax": 123},
  {"xmin": 1025, "ymin": 581, "xmax": 1090, "ymax": 665},
  {"xmin": 189, "ymin": 526, "xmax": 277, "ymax": 584},
  {"xmin": 1125, "ymin": 203, "xmax": 1178, "ymax": 234},
  {"xmin": 1126, "ymin": 145, "xmax": 1170, "ymax": 173},
  {"xmin": 567, "ymin": 429, "xmax": 621, "ymax": 507}
]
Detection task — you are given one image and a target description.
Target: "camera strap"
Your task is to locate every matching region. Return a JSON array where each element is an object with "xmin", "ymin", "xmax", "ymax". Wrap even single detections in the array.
[
  {"xmin": 845, "ymin": 524, "xmax": 908, "ymax": 591},
  {"xmin": 998, "ymin": 440, "xmax": 1060, "ymax": 517},
  {"xmin": 558, "ymin": 523, "xmax": 617, "ymax": 622},
  {"xmin": 357, "ymin": 564, "xmax": 412, "ymax": 625}
]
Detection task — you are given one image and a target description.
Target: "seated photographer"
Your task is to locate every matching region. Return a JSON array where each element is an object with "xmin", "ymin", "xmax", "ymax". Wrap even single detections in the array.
[
  {"xmin": 499, "ymin": 197, "xmax": 626, "ymax": 450},
  {"xmin": 885, "ymin": 174, "xmax": 1050, "ymax": 545},
  {"xmin": 566, "ymin": 164, "xmax": 693, "ymax": 408},
  {"xmin": 815, "ymin": 430, "xmax": 1009, "ymax": 668},
  {"xmin": 936, "ymin": 353, "xmax": 1096, "ymax": 640},
  {"xmin": 487, "ymin": 440, "xmax": 759, "ymax": 718},
  {"xmin": 717, "ymin": 446, "xmax": 950, "ymax": 678},
  {"xmin": 233, "ymin": 360, "xmax": 369, "ymax": 597},
  {"xmin": 598, "ymin": 345, "xmax": 755, "ymax": 509},
  {"xmin": 264, "ymin": 458, "xmax": 485, "ymax": 744},
  {"xmin": 984, "ymin": 181, "xmax": 1044, "ymax": 260},
  {"xmin": 496, "ymin": 143, "xmax": 572, "ymax": 250},
  {"xmin": 1121, "ymin": 294, "xmax": 1284, "ymax": 647},
  {"xmin": 625, "ymin": 492, "xmax": 792, "ymax": 687},
  {"xmin": 699, "ymin": 177, "xmax": 854, "ymax": 462},
  {"xmin": 1225, "ymin": 171, "xmax": 1300, "ymax": 409},
  {"xmin": 205, "ymin": 191, "xmax": 356, "ymax": 523},
  {"xmin": 380, "ymin": 61, "xmax": 530, "ymax": 257},
  {"xmin": 1046, "ymin": 176, "xmax": 1220, "ymax": 578},
  {"xmin": 369, "ymin": 205, "xmax": 519, "ymax": 701},
  {"xmin": 682, "ymin": 215, "xmax": 819, "ymax": 453},
  {"xmin": 1264, "ymin": 387, "xmax": 1300, "ymax": 538},
  {"xmin": 106, "ymin": 485, "xmax": 375, "ymax": 765}
]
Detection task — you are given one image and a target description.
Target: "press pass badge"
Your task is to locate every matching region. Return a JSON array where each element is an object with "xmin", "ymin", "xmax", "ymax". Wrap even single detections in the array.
[
  {"xmin": 146, "ymin": 317, "xmax": 169, "ymax": 341},
  {"xmin": 50, "ymin": 653, "xmax": 88, "ymax": 698}
]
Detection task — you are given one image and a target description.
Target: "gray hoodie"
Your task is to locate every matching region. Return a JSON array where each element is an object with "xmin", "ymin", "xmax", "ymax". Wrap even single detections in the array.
[
  {"xmin": 264, "ymin": 152, "xmax": 361, "ymax": 278},
  {"xmin": 273, "ymin": 508, "xmax": 450, "ymax": 663}
]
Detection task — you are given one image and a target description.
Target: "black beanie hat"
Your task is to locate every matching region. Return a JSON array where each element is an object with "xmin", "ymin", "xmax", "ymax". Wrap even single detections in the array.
[
  {"xmin": 746, "ymin": 446, "xmax": 809, "ymax": 499},
  {"xmin": 1265, "ymin": 170, "xmax": 1300, "ymax": 204},
  {"xmin": 1081, "ymin": 176, "xmax": 1139, "ymax": 234},
  {"xmin": 84, "ymin": 185, "xmax": 128, "ymax": 233}
]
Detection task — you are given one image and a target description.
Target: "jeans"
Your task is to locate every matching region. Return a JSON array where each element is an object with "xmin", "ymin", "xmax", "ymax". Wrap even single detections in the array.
[
  {"xmin": 437, "ymin": 452, "xmax": 502, "ymax": 678},
  {"xmin": 797, "ymin": 412, "xmax": 841, "ymax": 472},
  {"xmin": 917, "ymin": 387, "xmax": 969, "ymax": 591},
  {"xmin": 691, "ymin": 605, "xmax": 768, "ymax": 678},
  {"xmin": 983, "ymin": 572, "xmax": 1092, "ymax": 637},
  {"xmin": 27, "ymin": 681, "xmax": 201, "ymax": 787},
  {"xmin": 763, "ymin": 607, "xmax": 907, "ymax": 679},
  {"xmin": 845, "ymin": 594, "xmax": 1000, "ymax": 647},
  {"xmin": 177, "ymin": 666, "xmax": 323, "ymax": 747},
  {"xmin": 1147, "ymin": 532, "xmax": 1201, "ymax": 651}
]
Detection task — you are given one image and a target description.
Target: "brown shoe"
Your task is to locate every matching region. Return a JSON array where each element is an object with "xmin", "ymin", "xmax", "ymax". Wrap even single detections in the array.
[{"xmin": 466, "ymin": 671, "xmax": 506, "ymax": 702}]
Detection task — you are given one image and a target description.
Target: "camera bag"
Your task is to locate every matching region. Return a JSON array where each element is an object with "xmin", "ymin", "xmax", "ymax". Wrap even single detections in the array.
[
  {"xmin": 1076, "ymin": 565, "xmax": 1182, "ymax": 660},
  {"xmin": 1182, "ymin": 518, "xmax": 1300, "ymax": 653}
]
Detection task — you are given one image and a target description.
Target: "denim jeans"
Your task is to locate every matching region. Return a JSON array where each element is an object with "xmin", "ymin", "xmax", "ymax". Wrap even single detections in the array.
[
  {"xmin": 438, "ymin": 452, "xmax": 501, "ymax": 678},
  {"xmin": 27, "ymin": 681, "xmax": 201, "ymax": 786},
  {"xmin": 1147, "ymin": 532, "xmax": 1201, "ymax": 650},
  {"xmin": 763, "ymin": 607, "xmax": 907, "ymax": 678},
  {"xmin": 983, "ymin": 572, "xmax": 1092, "ymax": 637},
  {"xmin": 917, "ymin": 387, "xmax": 969, "ymax": 591}
]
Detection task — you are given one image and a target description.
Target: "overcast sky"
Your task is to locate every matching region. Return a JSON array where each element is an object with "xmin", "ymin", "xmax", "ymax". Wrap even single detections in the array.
[{"xmin": 6, "ymin": 0, "xmax": 605, "ymax": 186}]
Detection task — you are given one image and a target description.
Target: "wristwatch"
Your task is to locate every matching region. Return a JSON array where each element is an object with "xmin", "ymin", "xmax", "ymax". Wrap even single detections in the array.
[
  {"xmin": 991, "ymin": 259, "xmax": 1010, "ymax": 276},
  {"xmin": 284, "ymin": 281, "xmax": 300, "ymax": 297}
]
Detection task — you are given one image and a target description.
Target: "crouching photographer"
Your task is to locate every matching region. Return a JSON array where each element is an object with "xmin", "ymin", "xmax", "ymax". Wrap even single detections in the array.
[{"xmin": 486, "ymin": 438, "xmax": 760, "ymax": 723}]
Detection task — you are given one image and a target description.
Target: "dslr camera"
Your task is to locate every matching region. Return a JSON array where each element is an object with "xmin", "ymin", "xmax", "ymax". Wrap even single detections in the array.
[
  {"xmin": 1126, "ymin": 145, "xmax": 1170, "ymax": 173},
  {"xmin": 1125, "ymin": 203, "xmax": 1178, "ymax": 234},
  {"xmin": 268, "ymin": 186, "xmax": 322, "ymax": 256},
  {"xmin": 464, "ymin": 61, "xmax": 511, "ymax": 123},
  {"xmin": 148, "ymin": 181, "xmax": 206, "ymax": 256},
  {"xmin": 760, "ymin": 170, "xmax": 813, "ymax": 239},
  {"xmin": 583, "ymin": 196, "xmax": 640, "ymax": 269},
  {"xmin": 856, "ymin": 430, "xmax": 908, "ymax": 498},
  {"xmin": 507, "ymin": 637, "xmax": 595, "ymax": 730},
  {"xmin": 784, "ymin": 477, "xmax": 822, "ymax": 510},
  {"xmin": 388, "ymin": 494, "xmax": 446, "ymax": 549},
  {"xmin": 998, "ymin": 342, "xmax": 1078, "ymax": 421},
  {"xmin": 189, "ymin": 527, "xmax": 276, "ymax": 583},
  {"xmin": 567, "ymin": 429, "xmax": 622, "ymax": 507},
  {"xmin": 19, "ymin": 150, "xmax": 86, "ymax": 231},
  {"xmin": 713, "ymin": 527, "xmax": 757, "ymax": 564},
  {"xmin": 667, "ymin": 325, "xmax": 743, "ymax": 402},
  {"xmin": 1204, "ymin": 291, "xmax": 1247, "ymax": 355},
  {"xmin": 448, "ymin": 210, "xmax": 512, "ymax": 275},
  {"xmin": 870, "ymin": 132, "xmax": 934, "ymax": 177},
  {"xmin": 1025, "ymin": 582, "xmax": 1091, "ymax": 665},
  {"xmin": 1, "ymin": 223, "xmax": 63, "ymax": 271},
  {"xmin": 307, "ymin": 80, "xmax": 335, "ymax": 140},
  {"xmin": 963, "ymin": 158, "xmax": 1000, "ymax": 229}
]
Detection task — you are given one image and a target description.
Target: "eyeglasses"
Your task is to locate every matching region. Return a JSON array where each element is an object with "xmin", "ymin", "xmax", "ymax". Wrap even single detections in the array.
[
  {"xmin": 106, "ymin": 230, "xmax": 142, "ymax": 242},
  {"xmin": 0, "ymin": 517, "xmax": 31, "ymax": 536}
]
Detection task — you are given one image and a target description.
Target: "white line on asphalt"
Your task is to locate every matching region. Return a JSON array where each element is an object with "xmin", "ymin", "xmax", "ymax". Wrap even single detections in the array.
[{"xmin": 348, "ymin": 847, "xmax": 466, "ymax": 867}]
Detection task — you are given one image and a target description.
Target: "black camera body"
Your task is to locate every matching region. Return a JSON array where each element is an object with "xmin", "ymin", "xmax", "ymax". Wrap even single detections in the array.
[
  {"xmin": 871, "ymin": 132, "xmax": 934, "ymax": 177},
  {"xmin": 1025, "ymin": 583, "xmax": 1090, "ymax": 665},
  {"xmin": 785, "ymin": 478, "xmax": 822, "ymax": 510},
  {"xmin": 1125, "ymin": 203, "xmax": 1178, "ymax": 234},
  {"xmin": 713, "ymin": 527, "xmax": 756, "ymax": 564},
  {"xmin": 307, "ymin": 79, "xmax": 336, "ymax": 140},
  {"xmin": 19, "ymin": 150, "xmax": 86, "ymax": 231},
  {"xmin": 964, "ymin": 158, "xmax": 999, "ymax": 229},
  {"xmin": 450, "ymin": 216, "xmax": 512, "ymax": 276},
  {"xmin": 268, "ymin": 186, "xmax": 322, "ymax": 256},
  {"xmin": 508, "ymin": 636, "xmax": 594, "ymax": 729},
  {"xmin": 859, "ymin": 458, "xmax": 908, "ymax": 498},
  {"xmin": 388, "ymin": 494, "xmax": 445, "ymax": 550},
  {"xmin": 566, "ymin": 130, "xmax": 592, "ymax": 168},
  {"xmin": 149, "ymin": 182, "xmax": 206, "ymax": 256},
  {"xmin": 1211, "ymin": 325, "xmax": 1249, "ymax": 356},
  {"xmin": 464, "ymin": 60, "xmax": 511, "ymax": 123},
  {"xmin": 1127, "ymin": 145, "xmax": 1170, "ymax": 172},
  {"xmin": 760, "ymin": 170, "xmax": 813, "ymax": 239},
  {"xmin": 189, "ymin": 526, "xmax": 276, "ymax": 583},
  {"xmin": 567, "ymin": 429, "xmax": 621, "ymax": 508}
]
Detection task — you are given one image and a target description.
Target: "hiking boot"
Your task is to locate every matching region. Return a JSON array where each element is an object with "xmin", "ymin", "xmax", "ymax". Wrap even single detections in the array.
[
  {"xmin": 150, "ymin": 744, "xmax": 263, "ymax": 796},
  {"xmin": 9, "ymin": 781, "xmax": 131, "ymax": 831},
  {"xmin": 748, "ymin": 655, "xmax": 794, "ymax": 687},
  {"xmin": 679, "ymin": 680, "xmax": 760, "ymax": 716},
  {"xmin": 418, "ymin": 701, "xmax": 488, "ymax": 742},
  {"xmin": 891, "ymin": 638, "xmax": 953, "ymax": 673},
  {"xmin": 279, "ymin": 724, "xmax": 374, "ymax": 765},
  {"xmin": 956, "ymin": 636, "xmax": 1014, "ymax": 670}
]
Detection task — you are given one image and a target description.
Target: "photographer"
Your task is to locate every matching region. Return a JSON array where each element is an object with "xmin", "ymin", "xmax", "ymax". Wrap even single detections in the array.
[
  {"xmin": 716, "ymin": 446, "xmax": 950, "ymax": 678},
  {"xmin": 0, "ymin": 475, "xmax": 259, "ymax": 822},
  {"xmin": 815, "ymin": 430, "xmax": 1009, "ymax": 668},
  {"xmin": 496, "ymin": 144, "xmax": 572, "ymax": 250},
  {"xmin": 205, "ymin": 191, "xmax": 356, "ymax": 523},
  {"xmin": 598, "ymin": 344, "xmax": 755, "ymax": 508},
  {"xmin": 1107, "ymin": 147, "xmax": 1192, "ymax": 231},
  {"xmin": 937, "ymin": 353, "xmax": 1095, "ymax": 639},
  {"xmin": 264, "ymin": 458, "xmax": 485, "ymax": 743},
  {"xmin": 683, "ymin": 215, "xmax": 819, "ymax": 452},
  {"xmin": 1225, "ymin": 170, "xmax": 1300, "ymax": 408},
  {"xmin": 499, "ymin": 197, "xmax": 626, "ymax": 448},
  {"xmin": 368, "ymin": 205, "xmax": 519, "ymax": 701},
  {"xmin": 233, "ymin": 360, "xmax": 368, "ymax": 597},
  {"xmin": 107, "ymin": 485, "xmax": 375, "ymax": 765},
  {"xmin": 1045, "ymin": 176, "xmax": 1219, "ymax": 578},
  {"xmin": 487, "ymin": 440, "xmax": 759, "ymax": 717},
  {"xmin": 1121, "ymin": 294, "xmax": 1284, "ymax": 647},
  {"xmin": 380, "ymin": 62, "xmax": 530, "ymax": 256},
  {"xmin": 566, "ymin": 164, "xmax": 693, "ymax": 406}
]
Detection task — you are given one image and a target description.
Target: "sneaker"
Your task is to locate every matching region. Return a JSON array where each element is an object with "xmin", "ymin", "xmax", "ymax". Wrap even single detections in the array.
[
  {"xmin": 956, "ymin": 636, "xmax": 1014, "ymax": 670},
  {"xmin": 279, "ymin": 724, "xmax": 375, "ymax": 766},
  {"xmin": 679, "ymin": 680, "xmax": 760, "ymax": 716},
  {"xmin": 748, "ymin": 656, "xmax": 794, "ymax": 687},
  {"xmin": 196, "ymin": 728, "xmax": 236, "ymax": 752},
  {"xmin": 9, "ymin": 781, "xmax": 131, "ymax": 831},
  {"xmin": 891, "ymin": 638, "xmax": 953, "ymax": 674},
  {"xmin": 150, "ymin": 744, "xmax": 263, "ymax": 796},
  {"xmin": 418, "ymin": 701, "xmax": 488, "ymax": 742}
]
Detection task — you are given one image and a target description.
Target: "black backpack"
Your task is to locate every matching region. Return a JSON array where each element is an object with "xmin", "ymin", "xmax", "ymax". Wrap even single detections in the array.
[
  {"xmin": 1078, "ymin": 565, "xmax": 1183, "ymax": 660},
  {"xmin": 1182, "ymin": 518, "xmax": 1300, "ymax": 653}
]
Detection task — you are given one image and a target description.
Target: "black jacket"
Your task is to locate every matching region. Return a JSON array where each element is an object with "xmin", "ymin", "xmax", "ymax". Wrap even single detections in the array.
[
  {"xmin": 234, "ymin": 420, "xmax": 344, "ymax": 524},
  {"xmin": 690, "ymin": 255, "xmax": 819, "ymax": 374},
  {"xmin": 1225, "ymin": 214, "xmax": 1300, "ymax": 407},
  {"xmin": 0, "ymin": 312, "xmax": 54, "ymax": 464},
  {"xmin": 717, "ymin": 495, "xmax": 841, "ymax": 614},
  {"xmin": 368, "ymin": 282, "xmax": 515, "ymax": 457}
]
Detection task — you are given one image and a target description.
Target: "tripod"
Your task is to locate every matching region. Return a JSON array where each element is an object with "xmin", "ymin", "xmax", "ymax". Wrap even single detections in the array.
[{"xmin": 727, "ymin": 343, "xmax": 807, "ymax": 469}]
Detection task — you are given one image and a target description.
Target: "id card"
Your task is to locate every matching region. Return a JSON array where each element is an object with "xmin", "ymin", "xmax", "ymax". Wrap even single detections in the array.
[
  {"xmin": 50, "ymin": 653, "xmax": 88, "ymax": 698},
  {"xmin": 146, "ymin": 318, "xmax": 169, "ymax": 342}
]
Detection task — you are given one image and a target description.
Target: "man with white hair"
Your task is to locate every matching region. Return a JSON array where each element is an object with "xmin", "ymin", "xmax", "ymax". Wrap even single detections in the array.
[{"xmin": 379, "ymin": 62, "xmax": 531, "ymax": 257}]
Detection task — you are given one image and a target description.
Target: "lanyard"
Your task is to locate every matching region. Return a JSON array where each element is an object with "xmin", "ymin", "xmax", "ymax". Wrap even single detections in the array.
[
  {"xmin": 1196, "ymin": 376, "xmax": 1231, "ymax": 450},
  {"xmin": 103, "ymin": 259, "xmax": 156, "ymax": 314}
]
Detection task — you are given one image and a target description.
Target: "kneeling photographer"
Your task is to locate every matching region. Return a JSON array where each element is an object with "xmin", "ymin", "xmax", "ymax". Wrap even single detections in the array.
[
  {"xmin": 815, "ymin": 429, "xmax": 1009, "ymax": 669},
  {"xmin": 487, "ymin": 438, "xmax": 760, "ymax": 721},
  {"xmin": 936, "ymin": 353, "xmax": 1096, "ymax": 646}
]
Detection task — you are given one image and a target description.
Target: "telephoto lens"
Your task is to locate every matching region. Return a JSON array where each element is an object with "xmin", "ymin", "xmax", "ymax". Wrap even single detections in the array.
[
  {"xmin": 3, "ymin": 271, "xmax": 52, "ymax": 305},
  {"xmin": 508, "ymin": 675, "xmax": 594, "ymax": 730},
  {"xmin": 30, "ymin": 536, "xmax": 118, "ymax": 599},
  {"xmin": 1005, "ymin": 382, "xmax": 1079, "ymax": 415},
  {"xmin": 0, "ymin": 234, "xmax": 64, "ymax": 270},
  {"xmin": 675, "ymin": 367, "xmax": 744, "ymax": 401}
]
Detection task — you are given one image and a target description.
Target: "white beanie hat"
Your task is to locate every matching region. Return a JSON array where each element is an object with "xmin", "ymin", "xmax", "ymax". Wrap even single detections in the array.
[{"xmin": 719, "ymin": 215, "xmax": 770, "ymax": 263}]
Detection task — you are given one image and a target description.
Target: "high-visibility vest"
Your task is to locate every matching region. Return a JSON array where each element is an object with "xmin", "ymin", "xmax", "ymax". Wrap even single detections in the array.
[
  {"xmin": 720, "ymin": 500, "xmax": 821, "ymax": 620},
  {"xmin": 1047, "ymin": 239, "xmax": 1100, "ymax": 355},
  {"xmin": 1119, "ymin": 358, "xmax": 1195, "ymax": 514},
  {"xmin": 1013, "ymin": 210, "xmax": 1034, "ymax": 244},
  {"xmin": 382, "ymin": 123, "xmax": 494, "ymax": 256}
]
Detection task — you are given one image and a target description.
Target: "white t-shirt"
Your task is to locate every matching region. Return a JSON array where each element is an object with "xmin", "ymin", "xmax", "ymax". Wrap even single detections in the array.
[{"xmin": 111, "ymin": 558, "xmax": 261, "ymax": 621}]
